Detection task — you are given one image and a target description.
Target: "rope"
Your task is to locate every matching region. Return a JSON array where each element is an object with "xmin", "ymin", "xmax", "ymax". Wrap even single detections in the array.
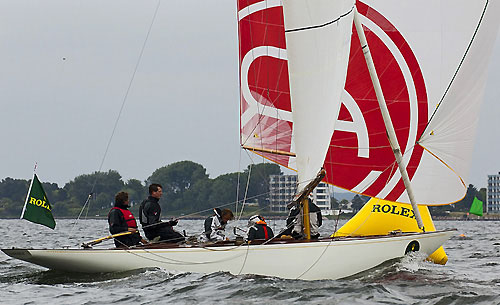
[
  {"xmin": 294, "ymin": 238, "xmax": 334, "ymax": 280},
  {"xmin": 237, "ymin": 162, "xmax": 252, "ymax": 221},
  {"xmin": 70, "ymin": 0, "xmax": 162, "ymax": 233},
  {"xmin": 235, "ymin": 149, "xmax": 243, "ymax": 218},
  {"xmin": 174, "ymin": 191, "xmax": 272, "ymax": 220},
  {"xmin": 118, "ymin": 244, "xmax": 248, "ymax": 266},
  {"xmin": 237, "ymin": 243, "xmax": 251, "ymax": 275}
]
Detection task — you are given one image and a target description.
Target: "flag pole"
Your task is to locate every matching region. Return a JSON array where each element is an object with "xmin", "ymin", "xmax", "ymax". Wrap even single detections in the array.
[{"xmin": 20, "ymin": 163, "xmax": 37, "ymax": 219}]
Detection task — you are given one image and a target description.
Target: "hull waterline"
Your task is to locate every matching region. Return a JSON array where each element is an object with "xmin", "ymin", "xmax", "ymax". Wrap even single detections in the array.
[{"xmin": 2, "ymin": 230, "xmax": 454, "ymax": 280}]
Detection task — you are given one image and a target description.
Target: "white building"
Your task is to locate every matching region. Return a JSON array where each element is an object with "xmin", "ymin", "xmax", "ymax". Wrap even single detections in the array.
[
  {"xmin": 269, "ymin": 174, "xmax": 334, "ymax": 214},
  {"xmin": 487, "ymin": 173, "xmax": 500, "ymax": 213},
  {"xmin": 269, "ymin": 174, "xmax": 297, "ymax": 213}
]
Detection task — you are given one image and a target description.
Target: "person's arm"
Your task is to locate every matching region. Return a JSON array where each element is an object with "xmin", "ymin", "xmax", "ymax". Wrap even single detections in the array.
[
  {"xmin": 108, "ymin": 210, "xmax": 128, "ymax": 234},
  {"xmin": 210, "ymin": 218, "xmax": 225, "ymax": 241},
  {"xmin": 247, "ymin": 227, "xmax": 256, "ymax": 241},
  {"xmin": 267, "ymin": 226, "xmax": 274, "ymax": 239},
  {"xmin": 143, "ymin": 201, "xmax": 161, "ymax": 225}
]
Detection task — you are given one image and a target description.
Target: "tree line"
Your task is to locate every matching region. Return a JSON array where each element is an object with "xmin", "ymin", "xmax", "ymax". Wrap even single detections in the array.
[
  {"xmin": 328, "ymin": 184, "xmax": 486, "ymax": 215},
  {"xmin": 0, "ymin": 160, "xmax": 487, "ymax": 218},
  {"xmin": 428, "ymin": 184, "xmax": 487, "ymax": 216},
  {"xmin": 0, "ymin": 161, "xmax": 281, "ymax": 218}
]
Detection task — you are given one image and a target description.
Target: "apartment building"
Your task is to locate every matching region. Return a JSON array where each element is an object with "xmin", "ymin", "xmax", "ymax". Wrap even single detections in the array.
[
  {"xmin": 487, "ymin": 173, "xmax": 500, "ymax": 213},
  {"xmin": 269, "ymin": 174, "xmax": 332, "ymax": 214}
]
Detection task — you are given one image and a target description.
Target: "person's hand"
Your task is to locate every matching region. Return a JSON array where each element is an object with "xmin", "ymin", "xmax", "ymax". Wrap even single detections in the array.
[
  {"xmin": 128, "ymin": 228, "xmax": 138, "ymax": 233},
  {"xmin": 168, "ymin": 219, "xmax": 179, "ymax": 226}
]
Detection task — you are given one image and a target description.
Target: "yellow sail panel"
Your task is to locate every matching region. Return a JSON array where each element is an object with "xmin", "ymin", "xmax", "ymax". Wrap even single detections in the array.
[{"xmin": 332, "ymin": 198, "xmax": 447, "ymax": 265}]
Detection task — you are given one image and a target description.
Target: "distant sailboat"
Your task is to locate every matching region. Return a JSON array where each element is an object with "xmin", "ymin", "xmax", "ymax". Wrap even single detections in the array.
[{"xmin": 2, "ymin": 0, "xmax": 499, "ymax": 280}]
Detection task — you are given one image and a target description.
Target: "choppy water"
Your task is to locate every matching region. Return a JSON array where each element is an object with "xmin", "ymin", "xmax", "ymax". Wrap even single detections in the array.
[{"xmin": 0, "ymin": 219, "xmax": 499, "ymax": 304}]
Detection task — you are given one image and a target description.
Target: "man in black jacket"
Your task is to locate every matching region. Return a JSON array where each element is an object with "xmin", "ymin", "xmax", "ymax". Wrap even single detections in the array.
[
  {"xmin": 108, "ymin": 191, "xmax": 146, "ymax": 248},
  {"xmin": 139, "ymin": 183, "xmax": 184, "ymax": 243},
  {"xmin": 277, "ymin": 197, "xmax": 322, "ymax": 239}
]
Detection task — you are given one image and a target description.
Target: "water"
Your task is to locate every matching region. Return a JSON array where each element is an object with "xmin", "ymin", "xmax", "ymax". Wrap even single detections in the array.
[{"xmin": 1, "ymin": 219, "xmax": 499, "ymax": 304}]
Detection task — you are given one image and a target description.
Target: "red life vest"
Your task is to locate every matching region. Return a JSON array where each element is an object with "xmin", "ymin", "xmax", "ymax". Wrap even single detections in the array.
[
  {"xmin": 262, "ymin": 225, "xmax": 269, "ymax": 239},
  {"xmin": 110, "ymin": 207, "xmax": 138, "ymax": 229}
]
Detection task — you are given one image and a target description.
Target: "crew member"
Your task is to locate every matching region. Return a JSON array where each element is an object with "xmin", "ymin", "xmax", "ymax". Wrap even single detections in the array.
[
  {"xmin": 247, "ymin": 215, "xmax": 274, "ymax": 241},
  {"xmin": 202, "ymin": 208, "xmax": 234, "ymax": 242},
  {"xmin": 108, "ymin": 191, "xmax": 147, "ymax": 248},
  {"xmin": 278, "ymin": 196, "xmax": 322, "ymax": 239},
  {"xmin": 277, "ymin": 204, "xmax": 301, "ymax": 239},
  {"xmin": 139, "ymin": 183, "xmax": 184, "ymax": 243}
]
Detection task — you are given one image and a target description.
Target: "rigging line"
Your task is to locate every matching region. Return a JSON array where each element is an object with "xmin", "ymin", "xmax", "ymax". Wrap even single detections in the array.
[
  {"xmin": 175, "ymin": 190, "xmax": 272, "ymax": 220},
  {"xmin": 240, "ymin": 28, "xmax": 290, "ymax": 149},
  {"xmin": 263, "ymin": 2, "xmax": 279, "ymax": 157},
  {"xmin": 70, "ymin": 194, "xmax": 93, "ymax": 235},
  {"xmin": 295, "ymin": 239, "xmax": 334, "ymax": 280},
  {"xmin": 341, "ymin": 198, "xmax": 381, "ymax": 238},
  {"xmin": 237, "ymin": 161, "xmax": 253, "ymax": 221},
  {"xmin": 240, "ymin": 0, "xmax": 267, "ymax": 147},
  {"xmin": 96, "ymin": 0, "xmax": 162, "ymax": 174},
  {"xmin": 239, "ymin": 148, "xmax": 262, "ymax": 217},
  {"xmin": 330, "ymin": 144, "xmax": 390, "ymax": 150},
  {"xmin": 120, "ymin": 245, "xmax": 247, "ymax": 266},
  {"xmin": 260, "ymin": 218, "xmax": 298, "ymax": 246},
  {"xmin": 237, "ymin": 243, "xmax": 251, "ymax": 275},
  {"xmin": 236, "ymin": 146, "xmax": 243, "ymax": 218},
  {"xmin": 244, "ymin": 149, "xmax": 299, "ymax": 212},
  {"xmin": 260, "ymin": 3, "xmax": 269, "ymax": 154},
  {"xmin": 285, "ymin": 5, "xmax": 355, "ymax": 33},
  {"xmin": 233, "ymin": 201, "xmax": 277, "ymax": 223},
  {"xmin": 238, "ymin": 221, "xmax": 295, "ymax": 275},
  {"xmin": 102, "ymin": 233, "xmax": 248, "ymax": 264},
  {"xmin": 240, "ymin": 98, "xmax": 290, "ymax": 148},
  {"xmin": 419, "ymin": 0, "xmax": 489, "ymax": 142},
  {"xmin": 71, "ymin": 0, "xmax": 162, "ymax": 228},
  {"xmin": 333, "ymin": 205, "xmax": 342, "ymax": 235}
]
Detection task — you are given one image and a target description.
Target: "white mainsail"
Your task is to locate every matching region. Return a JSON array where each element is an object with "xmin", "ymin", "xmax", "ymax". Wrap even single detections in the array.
[{"xmin": 282, "ymin": 0, "xmax": 355, "ymax": 192}]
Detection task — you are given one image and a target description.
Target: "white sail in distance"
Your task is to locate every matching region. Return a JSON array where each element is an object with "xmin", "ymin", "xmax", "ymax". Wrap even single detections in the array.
[{"xmin": 282, "ymin": 0, "xmax": 355, "ymax": 192}]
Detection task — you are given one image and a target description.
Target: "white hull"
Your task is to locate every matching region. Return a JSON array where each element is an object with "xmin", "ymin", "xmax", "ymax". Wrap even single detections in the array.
[{"xmin": 2, "ymin": 230, "xmax": 453, "ymax": 280}]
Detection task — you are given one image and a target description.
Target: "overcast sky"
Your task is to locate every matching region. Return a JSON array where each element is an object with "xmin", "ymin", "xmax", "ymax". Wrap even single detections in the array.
[{"xmin": 1, "ymin": 1, "xmax": 499, "ymax": 189}]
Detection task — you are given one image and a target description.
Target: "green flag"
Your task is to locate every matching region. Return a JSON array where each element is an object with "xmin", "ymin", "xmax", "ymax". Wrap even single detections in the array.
[
  {"xmin": 469, "ymin": 197, "xmax": 483, "ymax": 217},
  {"xmin": 21, "ymin": 174, "xmax": 56, "ymax": 229}
]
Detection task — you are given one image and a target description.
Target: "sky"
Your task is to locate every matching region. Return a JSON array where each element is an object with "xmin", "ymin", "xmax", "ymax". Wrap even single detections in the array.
[{"xmin": 0, "ymin": 1, "xmax": 500, "ymax": 189}]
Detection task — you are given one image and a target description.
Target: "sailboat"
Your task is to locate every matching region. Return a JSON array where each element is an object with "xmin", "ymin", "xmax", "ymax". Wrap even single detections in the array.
[{"xmin": 2, "ymin": 0, "xmax": 499, "ymax": 280}]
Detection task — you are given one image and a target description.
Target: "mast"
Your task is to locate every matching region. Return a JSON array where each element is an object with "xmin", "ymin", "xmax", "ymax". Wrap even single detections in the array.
[
  {"xmin": 353, "ymin": 7, "xmax": 425, "ymax": 231},
  {"xmin": 303, "ymin": 198, "xmax": 311, "ymax": 240},
  {"xmin": 289, "ymin": 169, "xmax": 326, "ymax": 240}
]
